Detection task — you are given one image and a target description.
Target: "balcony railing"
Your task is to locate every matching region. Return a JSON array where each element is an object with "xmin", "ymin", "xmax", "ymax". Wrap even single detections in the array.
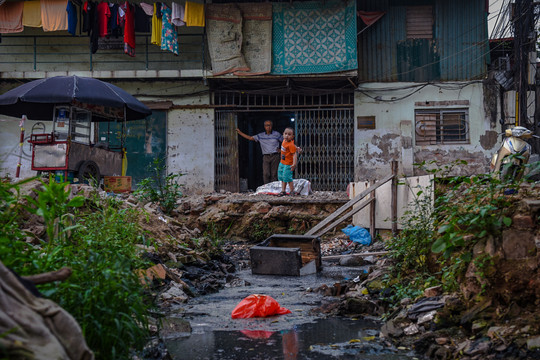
[{"xmin": 0, "ymin": 31, "xmax": 206, "ymax": 74}]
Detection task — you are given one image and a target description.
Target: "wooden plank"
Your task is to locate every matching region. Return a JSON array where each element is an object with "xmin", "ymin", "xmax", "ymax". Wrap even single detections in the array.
[
  {"xmin": 370, "ymin": 181, "xmax": 376, "ymax": 240},
  {"xmin": 391, "ymin": 161, "xmax": 398, "ymax": 235},
  {"xmin": 305, "ymin": 173, "xmax": 394, "ymax": 236},
  {"xmin": 322, "ymin": 251, "xmax": 389, "ymax": 261},
  {"xmin": 313, "ymin": 197, "xmax": 374, "ymax": 237}
]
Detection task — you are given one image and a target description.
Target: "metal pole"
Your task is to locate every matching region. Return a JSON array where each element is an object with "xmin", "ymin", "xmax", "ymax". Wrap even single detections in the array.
[{"xmin": 16, "ymin": 115, "xmax": 27, "ymax": 178}]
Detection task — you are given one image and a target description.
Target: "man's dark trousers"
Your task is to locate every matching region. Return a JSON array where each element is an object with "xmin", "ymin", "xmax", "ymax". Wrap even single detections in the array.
[{"xmin": 263, "ymin": 153, "xmax": 280, "ymax": 184}]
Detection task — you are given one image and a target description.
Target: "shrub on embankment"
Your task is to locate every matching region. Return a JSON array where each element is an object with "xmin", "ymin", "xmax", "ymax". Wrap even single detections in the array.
[{"xmin": 0, "ymin": 177, "xmax": 154, "ymax": 359}]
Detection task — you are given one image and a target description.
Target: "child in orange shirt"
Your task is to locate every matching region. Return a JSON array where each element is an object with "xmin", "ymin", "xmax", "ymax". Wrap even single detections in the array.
[{"xmin": 277, "ymin": 127, "xmax": 298, "ymax": 196}]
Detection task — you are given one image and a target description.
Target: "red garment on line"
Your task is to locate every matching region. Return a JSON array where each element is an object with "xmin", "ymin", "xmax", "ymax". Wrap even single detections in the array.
[
  {"xmin": 123, "ymin": 1, "xmax": 136, "ymax": 49},
  {"xmin": 97, "ymin": 2, "xmax": 110, "ymax": 37}
]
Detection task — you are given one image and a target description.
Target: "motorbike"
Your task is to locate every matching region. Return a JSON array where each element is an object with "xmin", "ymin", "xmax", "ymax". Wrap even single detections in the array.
[{"xmin": 490, "ymin": 124, "xmax": 539, "ymax": 181}]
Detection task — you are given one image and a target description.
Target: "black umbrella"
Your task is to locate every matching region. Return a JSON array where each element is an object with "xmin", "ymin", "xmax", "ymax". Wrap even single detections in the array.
[{"xmin": 0, "ymin": 75, "xmax": 151, "ymax": 120}]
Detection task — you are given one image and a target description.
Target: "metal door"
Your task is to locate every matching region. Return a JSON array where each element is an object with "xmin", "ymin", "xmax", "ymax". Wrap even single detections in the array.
[
  {"xmin": 214, "ymin": 111, "xmax": 239, "ymax": 192},
  {"xmin": 295, "ymin": 109, "xmax": 354, "ymax": 191},
  {"xmin": 98, "ymin": 111, "xmax": 167, "ymax": 188}
]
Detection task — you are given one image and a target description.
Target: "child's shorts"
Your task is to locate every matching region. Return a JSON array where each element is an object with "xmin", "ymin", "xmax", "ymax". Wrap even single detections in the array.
[{"xmin": 278, "ymin": 163, "xmax": 293, "ymax": 183}]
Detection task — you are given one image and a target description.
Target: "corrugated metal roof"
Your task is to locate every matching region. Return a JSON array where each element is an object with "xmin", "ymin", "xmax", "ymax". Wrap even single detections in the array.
[{"xmin": 358, "ymin": 0, "xmax": 488, "ymax": 82}]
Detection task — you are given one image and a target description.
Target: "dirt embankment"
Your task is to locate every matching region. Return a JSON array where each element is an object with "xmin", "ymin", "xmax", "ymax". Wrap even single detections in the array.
[{"xmin": 330, "ymin": 183, "xmax": 540, "ymax": 360}]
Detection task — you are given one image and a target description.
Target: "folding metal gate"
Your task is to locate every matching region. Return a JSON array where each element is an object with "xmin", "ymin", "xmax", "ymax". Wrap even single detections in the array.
[
  {"xmin": 214, "ymin": 111, "xmax": 239, "ymax": 192},
  {"xmin": 295, "ymin": 109, "xmax": 354, "ymax": 191},
  {"xmin": 213, "ymin": 88, "xmax": 354, "ymax": 192}
]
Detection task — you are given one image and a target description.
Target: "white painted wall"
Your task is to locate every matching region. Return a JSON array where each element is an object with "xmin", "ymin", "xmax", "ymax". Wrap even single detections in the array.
[
  {"xmin": 354, "ymin": 82, "xmax": 499, "ymax": 181},
  {"xmin": 166, "ymin": 108, "xmax": 214, "ymax": 195},
  {"xmin": 0, "ymin": 117, "xmax": 48, "ymax": 180},
  {"xmin": 116, "ymin": 80, "xmax": 215, "ymax": 195}
]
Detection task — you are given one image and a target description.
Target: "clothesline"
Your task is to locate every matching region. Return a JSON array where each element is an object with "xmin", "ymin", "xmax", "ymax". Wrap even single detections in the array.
[{"xmin": 0, "ymin": 0, "xmax": 205, "ymax": 58}]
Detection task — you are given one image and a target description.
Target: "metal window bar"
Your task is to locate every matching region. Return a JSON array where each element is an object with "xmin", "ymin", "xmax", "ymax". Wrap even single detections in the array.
[
  {"xmin": 211, "ymin": 91, "xmax": 354, "ymax": 109},
  {"xmin": 0, "ymin": 34, "xmax": 205, "ymax": 72},
  {"xmin": 415, "ymin": 109, "xmax": 469, "ymax": 145},
  {"xmin": 296, "ymin": 109, "xmax": 354, "ymax": 191}
]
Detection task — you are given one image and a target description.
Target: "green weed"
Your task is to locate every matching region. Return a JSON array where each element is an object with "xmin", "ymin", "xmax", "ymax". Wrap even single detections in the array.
[
  {"xmin": 134, "ymin": 157, "xmax": 183, "ymax": 215},
  {"xmin": 384, "ymin": 160, "xmax": 518, "ymax": 304}
]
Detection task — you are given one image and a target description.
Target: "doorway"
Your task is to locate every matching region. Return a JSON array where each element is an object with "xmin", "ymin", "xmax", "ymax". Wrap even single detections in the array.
[{"xmin": 237, "ymin": 111, "xmax": 295, "ymax": 190}]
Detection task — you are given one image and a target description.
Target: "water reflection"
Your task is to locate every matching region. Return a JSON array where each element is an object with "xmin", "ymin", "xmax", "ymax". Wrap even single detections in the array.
[{"xmin": 165, "ymin": 317, "xmax": 415, "ymax": 359}]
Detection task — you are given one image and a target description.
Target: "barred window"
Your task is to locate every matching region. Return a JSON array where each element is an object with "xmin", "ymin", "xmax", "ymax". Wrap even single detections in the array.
[{"xmin": 415, "ymin": 109, "xmax": 469, "ymax": 145}]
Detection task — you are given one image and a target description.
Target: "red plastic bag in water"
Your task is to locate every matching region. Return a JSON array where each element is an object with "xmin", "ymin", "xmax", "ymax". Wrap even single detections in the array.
[{"xmin": 231, "ymin": 294, "xmax": 291, "ymax": 319}]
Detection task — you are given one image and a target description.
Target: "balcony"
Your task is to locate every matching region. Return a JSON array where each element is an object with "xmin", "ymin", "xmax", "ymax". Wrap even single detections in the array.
[{"xmin": 0, "ymin": 27, "xmax": 207, "ymax": 79}]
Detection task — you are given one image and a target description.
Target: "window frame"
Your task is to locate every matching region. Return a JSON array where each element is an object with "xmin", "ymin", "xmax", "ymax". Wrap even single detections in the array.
[
  {"xmin": 406, "ymin": 5, "xmax": 433, "ymax": 39},
  {"xmin": 414, "ymin": 108, "xmax": 470, "ymax": 145}
]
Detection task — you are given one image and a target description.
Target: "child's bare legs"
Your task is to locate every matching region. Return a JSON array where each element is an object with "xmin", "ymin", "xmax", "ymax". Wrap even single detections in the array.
[
  {"xmin": 287, "ymin": 181, "xmax": 294, "ymax": 194},
  {"xmin": 281, "ymin": 181, "xmax": 287, "ymax": 193}
]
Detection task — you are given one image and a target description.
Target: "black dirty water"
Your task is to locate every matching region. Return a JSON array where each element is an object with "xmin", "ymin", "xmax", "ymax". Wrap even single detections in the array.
[{"xmin": 164, "ymin": 317, "xmax": 416, "ymax": 359}]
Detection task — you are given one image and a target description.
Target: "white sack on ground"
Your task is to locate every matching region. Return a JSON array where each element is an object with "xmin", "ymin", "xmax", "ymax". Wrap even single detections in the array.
[{"xmin": 253, "ymin": 179, "xmax": 312, "ymax": 196}]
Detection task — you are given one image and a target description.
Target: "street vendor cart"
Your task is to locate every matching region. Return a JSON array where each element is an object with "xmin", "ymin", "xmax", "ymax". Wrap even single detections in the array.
[{"xmin": 0, "ymin": 76, "xmax": 152, "ymax": 182}]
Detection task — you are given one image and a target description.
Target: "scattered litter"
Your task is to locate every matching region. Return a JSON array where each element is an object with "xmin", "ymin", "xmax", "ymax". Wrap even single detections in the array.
[
  {"xmin": 341, "ymin": 225, "xmax": 371, "ymax": 246},
  {"xmin": 231, "ymin": 294, "xmax": 292, "ymax": 319}
]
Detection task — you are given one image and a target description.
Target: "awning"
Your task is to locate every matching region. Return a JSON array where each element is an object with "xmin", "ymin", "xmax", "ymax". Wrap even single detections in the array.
[
  {"xmin": 357, "ymin": 10, "xmax": 385, "ymax": 35},
  {"xmin": 358, "ymin": 11, "xmax": 385, "ymax": 27}
]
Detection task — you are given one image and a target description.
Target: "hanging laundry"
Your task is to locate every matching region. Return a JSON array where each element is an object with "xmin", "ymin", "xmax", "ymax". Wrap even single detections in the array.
[
  {"xmin": 172, "ymin": 2, "xmax": 185, "ymax": 27},
  {"xmin": 160, "ymin": 3, "xmax": 178, "ymax": 55},
  {"xmin": 0, "ymin": 1, "xmax": 24, "ymax": 33},
  {"xmin": 120, "ymin": 1, "xmax": 136, "ymax": 57},
  {"xmin": 96, "ymin": 1, "xmax": 111, "ymax": 37},
  {"xmin": 134, "ymin": 4, "xmax": 151, "ymax": 33},
  {"xmin": 83, "ymin": 1, "xmax": 99, "ymax": 53},
  {"xmin": 184, "ymin": 1, "xmax": 204, "ymax": 27},
  {"xmin": 140, "ymin": 2, "xmax": 153, "ymax": 17},
  {"xmin": 23, "ymin": 1, "xmax": 42, "ymax": 28},
  {"xmin": 151, "ymin": 3, "xmax": 162, "ymax": 45},
  {"xmin": 66, "ymin": 1, "xmax": 77, "ymax": 35},
  {"xmin": 109, "ymin": 3, "xmax": 120, "ymax": 37},
  {"xmin": 41, "ymin": 0, "xmax": 69, "ymax": 32}
]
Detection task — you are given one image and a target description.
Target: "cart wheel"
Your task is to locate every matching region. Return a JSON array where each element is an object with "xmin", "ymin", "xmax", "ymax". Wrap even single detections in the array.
[{"xmin": 78, "ymin": 161, "xmax": 101, "ymax": 186}]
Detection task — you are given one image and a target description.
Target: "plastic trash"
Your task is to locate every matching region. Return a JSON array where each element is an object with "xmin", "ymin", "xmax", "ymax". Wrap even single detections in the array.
[
  {"xmin": 341, "ymin": 225, "xmax": 372, "ymax": 246},
  {"xmin": 231, "ymin": 294, "xmax": 292, "ymax": 319}
]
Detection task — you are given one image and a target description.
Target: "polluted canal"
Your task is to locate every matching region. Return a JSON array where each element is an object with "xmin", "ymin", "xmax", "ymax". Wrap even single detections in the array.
[{"xmin": 158, "ymin": 261, "xmax": 417, "ymax": 359}]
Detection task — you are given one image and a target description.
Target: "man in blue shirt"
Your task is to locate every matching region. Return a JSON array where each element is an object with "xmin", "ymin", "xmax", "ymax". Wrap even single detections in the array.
[{"xmin": 237, "ymin": 120, "xmax": 283, "ymax": 184}]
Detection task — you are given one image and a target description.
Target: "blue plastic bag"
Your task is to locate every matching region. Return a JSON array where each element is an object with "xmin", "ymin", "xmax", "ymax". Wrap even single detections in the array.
[{"xmin": 341, "ymin": 225, "xmax": 371, "ymax": 246}]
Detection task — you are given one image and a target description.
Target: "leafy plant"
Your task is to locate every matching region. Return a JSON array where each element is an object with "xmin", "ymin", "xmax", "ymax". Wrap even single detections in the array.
[
  {"xmin": 384, "ymin": 160, "xmax": 518, "ymax": 303},
  {"xmin": 2, "ymin": 181, "xmax": 154, "ymax": 359},
  {"xmin": 135, "ymin": 157, "xmax": 183, "ymax": 215},
  {"xmin": 248, "ymin": 220, "xmax": 273, "ymax": 243},
  {"xmin": 0, "ymin": 177, "xmax": 35, "ymax": 270},
  {"xmin": 37, "ymin": 201, "xmax": 152, "ymax": 359},
  {"xmin": 431, "ymin": 174, "xmax": 512, "ymax": 258}
]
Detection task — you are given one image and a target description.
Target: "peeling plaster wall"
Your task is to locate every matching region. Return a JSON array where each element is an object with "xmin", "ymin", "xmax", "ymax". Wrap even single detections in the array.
[
  {"xmin": 354, "ymin": 82, "xmax": 498, "ymax": 181},
  {"xmin": 119, "ymin": 80, "xmax": 214, "ymax": 195},
  {"xmin": 166, "ymin": 108, "xmax": 214, "ymax": 194}
]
